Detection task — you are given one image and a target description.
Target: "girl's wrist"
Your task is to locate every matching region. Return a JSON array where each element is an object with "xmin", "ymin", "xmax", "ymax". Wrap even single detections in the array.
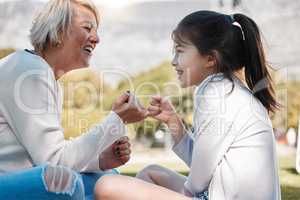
[
  {"xmin": 167, "ymin": 114, "xmax": 185, "ymax": 143},
  {"xmin": 166, "ymin": 114, "xmax": 181, "ymax": 127}
]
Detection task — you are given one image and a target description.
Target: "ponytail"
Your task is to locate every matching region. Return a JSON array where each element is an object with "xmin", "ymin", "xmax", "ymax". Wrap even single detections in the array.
[{"xmin": 233, "ymin": 13, "xmax": 279, "ymax": 113}]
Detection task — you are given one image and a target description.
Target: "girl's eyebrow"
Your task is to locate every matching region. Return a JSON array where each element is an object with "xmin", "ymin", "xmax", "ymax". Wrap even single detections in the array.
[{"xmin": 175, "ymin": 44, "xmax": 184, "ymax": 48}]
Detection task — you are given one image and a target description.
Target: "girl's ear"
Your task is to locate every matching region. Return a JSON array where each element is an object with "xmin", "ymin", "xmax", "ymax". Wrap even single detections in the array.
[
  {"xmin": 205, "ymin": 55, "xmax": 217, "ymax": 68},
  {"xmin": 205, "ymin": 51, "xmax": 218, "ymax": 69}
]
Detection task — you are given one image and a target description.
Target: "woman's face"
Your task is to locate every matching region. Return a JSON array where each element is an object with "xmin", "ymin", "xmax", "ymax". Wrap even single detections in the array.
[
  {"xmin": 172, "ymin": 40, "xmax": 214, "ymax": 88},
  {"xmin": 60, "ymin": 3, "xmax": 99, "ymax": 69}
]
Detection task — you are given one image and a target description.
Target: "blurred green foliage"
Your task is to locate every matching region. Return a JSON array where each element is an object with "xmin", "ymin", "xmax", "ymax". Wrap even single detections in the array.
[
  {"xmin": 1, "ymin": 48, "xmax": 299, "ymax": 139},
  {"xmin": 59, "ymin": 66, "xmax": 300, "ymax": 139},
  {"xmin": 0, "ymin": 48, "xmax": 15, "ymax": 59}
]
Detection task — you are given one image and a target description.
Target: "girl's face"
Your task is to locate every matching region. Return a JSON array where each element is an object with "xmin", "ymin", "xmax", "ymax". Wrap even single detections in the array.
[{"xmin": 172, "ymin": 41, "xmax": 215, "ymax": 88}]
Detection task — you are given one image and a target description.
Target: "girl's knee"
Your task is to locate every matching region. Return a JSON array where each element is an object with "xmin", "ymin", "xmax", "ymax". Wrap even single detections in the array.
[
  {"xmin": 136, "ymin": 164, "xmax": 164, "ymax": 177},
  {"xmin": 142, "ymin": 164, "xmax": 165, "ymax": 173}
]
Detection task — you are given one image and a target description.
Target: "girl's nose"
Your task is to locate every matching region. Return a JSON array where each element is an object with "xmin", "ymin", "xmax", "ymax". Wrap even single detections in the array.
[{"xmin": 171, "ymin": 54, "xmax": 178, "ymax": 66}]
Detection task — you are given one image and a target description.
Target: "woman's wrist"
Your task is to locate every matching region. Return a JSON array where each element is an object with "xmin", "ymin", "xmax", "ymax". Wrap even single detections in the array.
[{"xmin": 112, "ymin": 109, "xmax": 125, "ymax": 124}]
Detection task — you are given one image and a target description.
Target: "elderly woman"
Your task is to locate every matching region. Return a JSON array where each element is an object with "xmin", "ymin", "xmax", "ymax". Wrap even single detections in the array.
[{"xmin": 0, "ymin": 0, "xmax": 146, "ymax": 199}]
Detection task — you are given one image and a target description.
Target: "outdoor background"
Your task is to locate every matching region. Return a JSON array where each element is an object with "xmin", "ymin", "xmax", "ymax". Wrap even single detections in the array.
[{"xmin": 0, "ymin": 0, "xmax": 299, "ymax": 199}]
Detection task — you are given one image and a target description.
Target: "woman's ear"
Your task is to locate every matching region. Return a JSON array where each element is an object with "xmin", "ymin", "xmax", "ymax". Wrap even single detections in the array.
[
  {"xmin": 55, "ymin": 40, "xmax": 62, "ymax": 47},
  {"xmin": 53, "ymin": 33, "xmax": 65, "ymax": 48}
]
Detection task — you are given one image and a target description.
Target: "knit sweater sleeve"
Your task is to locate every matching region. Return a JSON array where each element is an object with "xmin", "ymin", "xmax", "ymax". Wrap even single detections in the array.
[{"xmin": 2, "ymin": 59, "xmax": 126, "ymax": 172}]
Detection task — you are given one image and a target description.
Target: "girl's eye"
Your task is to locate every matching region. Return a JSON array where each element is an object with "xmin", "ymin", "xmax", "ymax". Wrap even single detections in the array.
[{"xmin": 176, "ymin": 49, "xmax": 184, "ymax": 53}]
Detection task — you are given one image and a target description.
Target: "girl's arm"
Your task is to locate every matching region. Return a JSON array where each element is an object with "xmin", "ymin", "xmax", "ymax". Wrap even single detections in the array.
[
  {"xmin": 172, "ymin": 133, "xmax": 194, "ymax": 167},
  {"xmin": 147, "ymin": 96, "xmax": 186, "ymax": 144},
  {"xmin": 147, "ymin": 96, "xmax": 194, "ymax": 165},
  {"xmin": 166, "ymin": 114, "xmax": 186, "ymax": 145}
]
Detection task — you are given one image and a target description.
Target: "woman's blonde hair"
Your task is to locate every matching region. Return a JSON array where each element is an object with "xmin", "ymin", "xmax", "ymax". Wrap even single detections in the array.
[{"xmin": 30, "ymin": 0, "xmax": 100, "ymax": 52}]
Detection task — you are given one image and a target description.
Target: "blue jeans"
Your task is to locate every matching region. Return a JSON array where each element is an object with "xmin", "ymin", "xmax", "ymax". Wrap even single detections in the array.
[
  {"xmin": 0, "ymin": 164, "xmax": 118, "ymax": 200},
  {"xmin": 194, "ymin": 191, "xmax": 209, "ymax": 200}
]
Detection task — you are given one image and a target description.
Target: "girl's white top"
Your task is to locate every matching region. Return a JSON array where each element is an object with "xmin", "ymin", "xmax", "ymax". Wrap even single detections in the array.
[
  {"xmin": 0, "ymin": 50, "xmax": 126, "ymax": 175},
  {"xmin": 173, "ymin": 73, "xmax": 281, "ymax": 200}
]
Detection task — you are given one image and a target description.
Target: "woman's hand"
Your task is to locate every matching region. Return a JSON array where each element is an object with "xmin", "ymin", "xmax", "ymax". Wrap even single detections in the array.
[
  {"xmin": 112, "ymin": 91, "xmax": 148, "ymax": 124},
  {"xmin": 147, "ymin": 96, "xmax": 185, "ymax": 144},
  {"xmin": 99, "ymin": 136, "xmax": 131, "ymax": 170}
]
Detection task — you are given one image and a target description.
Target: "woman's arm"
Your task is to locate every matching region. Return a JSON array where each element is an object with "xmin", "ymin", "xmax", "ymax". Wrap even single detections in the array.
[{"xmin": 3, "ymin": 70, "xmax": 127, "ymax": 172}]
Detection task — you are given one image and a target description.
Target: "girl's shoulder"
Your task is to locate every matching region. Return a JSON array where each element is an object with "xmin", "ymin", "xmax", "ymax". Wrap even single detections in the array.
[
  {"xmin": 194, "ymin": 73, "xmax": 234, "ymax": 103},
  {"xmin": 194, "ymin": 73, "xmax": 268, "ymax": 118},
  {"xmin": 196, "ymin": 73, "xmax": 255, "ymax": 102},
  {"xmin": 193, "ymin": 74, "xmax": 232, "ymax": 115}
]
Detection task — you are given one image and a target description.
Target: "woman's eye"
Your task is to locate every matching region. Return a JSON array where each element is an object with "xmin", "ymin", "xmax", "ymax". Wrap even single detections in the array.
[{"xmin": 83, "ymin": 26, "xmax": 92, "ymax": 32}]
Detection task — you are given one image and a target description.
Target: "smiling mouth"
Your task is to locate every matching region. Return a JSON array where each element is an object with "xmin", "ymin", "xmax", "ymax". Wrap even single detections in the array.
[
  {"xmin": 83, "ymin": 46, "xmax": 94, "ymax": 55},
  {"xmin": 176, "ymin": 70, "xmax": 184, "ymax": 76}
]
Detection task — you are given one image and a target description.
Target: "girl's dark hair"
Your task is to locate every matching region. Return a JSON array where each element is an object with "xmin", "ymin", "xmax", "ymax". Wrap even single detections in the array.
[{"xmin": 172, "ymin": 10, "xmax": 279, "ymax": 113}]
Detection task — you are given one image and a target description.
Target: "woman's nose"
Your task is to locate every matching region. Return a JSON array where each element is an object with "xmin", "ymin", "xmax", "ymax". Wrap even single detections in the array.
[{"xmin": 90, "ymin": 31, "xmax": 100, "ymax": 44}]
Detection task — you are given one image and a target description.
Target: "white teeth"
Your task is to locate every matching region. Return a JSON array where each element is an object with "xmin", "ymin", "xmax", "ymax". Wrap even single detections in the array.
[
  {"xmin": 84, "ymin": 46, "xmax": 93, "ymax": 53},
  {"xmin": 176, "ymin": 70, "xmax": 184, "ymax": 75}
]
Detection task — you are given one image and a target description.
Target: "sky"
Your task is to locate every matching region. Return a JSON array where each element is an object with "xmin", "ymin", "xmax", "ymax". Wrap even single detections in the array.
[{"xmin": 0, "ymin": 0, "xmax": 166, "ymax": 8}]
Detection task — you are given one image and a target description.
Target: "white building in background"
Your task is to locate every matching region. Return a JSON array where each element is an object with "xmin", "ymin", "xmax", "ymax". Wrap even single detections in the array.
[
  {"xmin": 286, "ymin": 127, "xmax": 297, "ymax": 147},
  {"xmin": 296, "ymin": 114, "xmax": 300, "ymax": 174}
]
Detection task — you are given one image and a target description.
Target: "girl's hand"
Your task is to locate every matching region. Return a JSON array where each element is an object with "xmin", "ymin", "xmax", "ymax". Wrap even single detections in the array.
[
  {"xmin": 99, "ymin": 136, "xmax": 131, "ymax": 170},
  {"xmin": 147, "ymin": 96, "xmax": 185, "ymax": 144},
  {"xmin": 147, "ymin": 95, "xmax": 177, "ymax": 124}
]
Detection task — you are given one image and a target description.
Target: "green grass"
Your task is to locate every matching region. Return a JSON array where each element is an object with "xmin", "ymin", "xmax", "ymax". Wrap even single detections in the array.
[
  {"xmin": 279, "ymin": 155, "xmax": 300, "ymax": 200},
  {"xmin": 120, "ymin": 155, "xmax": 300, "ymax": 199}
]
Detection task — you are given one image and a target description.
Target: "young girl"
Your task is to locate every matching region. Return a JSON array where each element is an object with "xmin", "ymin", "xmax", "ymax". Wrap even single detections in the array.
[{"xmin": 94, "ymin": 10, "xmax": 281, "ymax": 200}]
